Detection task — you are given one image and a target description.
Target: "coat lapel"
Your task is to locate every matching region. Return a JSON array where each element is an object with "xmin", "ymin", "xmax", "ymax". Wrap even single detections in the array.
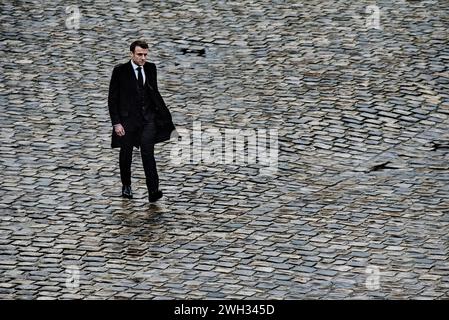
[{"xmin": 126, "ymin": 61, "xmax": 138, "ymax": 85}]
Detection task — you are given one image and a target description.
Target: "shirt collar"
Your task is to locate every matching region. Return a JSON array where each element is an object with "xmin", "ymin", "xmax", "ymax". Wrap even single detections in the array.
[{"xmin": 130, "ymin": 60, "xmax": 142, "ymax": 70}]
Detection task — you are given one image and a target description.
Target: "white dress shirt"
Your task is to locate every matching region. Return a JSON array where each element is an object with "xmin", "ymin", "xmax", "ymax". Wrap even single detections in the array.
[{"xmin": 130, "ymin": 60, "xmax": 146, "ymax": 84}]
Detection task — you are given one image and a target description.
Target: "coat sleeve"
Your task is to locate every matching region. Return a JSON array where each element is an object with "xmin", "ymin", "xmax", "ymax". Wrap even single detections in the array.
[
  {"xmin": 150, "ymin": 63, "xmax": 168, "ymax": 108},
  {"xmin": 151, "ymin": 63, "xmax": 161, "ymax": 93},
  {"xmin": 108, "ymin": 65, "xmax": 121, "ymax": 126}
]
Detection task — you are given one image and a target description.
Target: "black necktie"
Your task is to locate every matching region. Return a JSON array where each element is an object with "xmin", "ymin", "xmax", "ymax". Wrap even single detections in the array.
[{"xmin": 137, "ymin": 66, "xmax": 143, "ymax": 88}]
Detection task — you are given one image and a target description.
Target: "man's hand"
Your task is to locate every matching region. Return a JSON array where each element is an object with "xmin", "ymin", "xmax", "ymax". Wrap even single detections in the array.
[{"xmin": 114, "ymin": 124, "xmax": 125, "ymax": 137}]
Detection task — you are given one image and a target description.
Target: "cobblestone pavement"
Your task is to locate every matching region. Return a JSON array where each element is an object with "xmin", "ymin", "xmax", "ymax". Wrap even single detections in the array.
[{"xmin": 0, "ymin": 0, "xmax": 448, "ymax": 299}]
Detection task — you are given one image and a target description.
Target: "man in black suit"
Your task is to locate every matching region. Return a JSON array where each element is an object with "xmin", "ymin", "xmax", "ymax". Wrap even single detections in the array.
[{"xmin": 108, "ymin": 40, "xmax": 176, "ymax": 202}]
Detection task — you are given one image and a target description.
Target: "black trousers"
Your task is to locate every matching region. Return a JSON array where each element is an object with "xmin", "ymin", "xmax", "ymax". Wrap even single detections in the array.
[{"xmin": 119, "ymin": 121, "xmax": 159, "ymax": 193}]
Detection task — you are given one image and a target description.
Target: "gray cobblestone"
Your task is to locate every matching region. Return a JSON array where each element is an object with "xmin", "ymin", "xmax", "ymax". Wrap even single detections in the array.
[{"xmin": 1, "ymin": 0, "xmax": 448, "ymax": 299}]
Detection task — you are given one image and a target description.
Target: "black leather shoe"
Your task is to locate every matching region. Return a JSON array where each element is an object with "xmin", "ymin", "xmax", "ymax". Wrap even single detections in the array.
[
  {"xmin": 122, "ymin": 185, "xmax": 133, "ymax": 199},
  {"xmin": 148, "ymin": 190, "xmax": 163, "ymax": 202}
]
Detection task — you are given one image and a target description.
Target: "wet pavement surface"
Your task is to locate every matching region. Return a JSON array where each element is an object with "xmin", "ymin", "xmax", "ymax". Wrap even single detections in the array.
[{"xmin": 0, "ymin": 0, "xmax": 448, "ymax": 299}]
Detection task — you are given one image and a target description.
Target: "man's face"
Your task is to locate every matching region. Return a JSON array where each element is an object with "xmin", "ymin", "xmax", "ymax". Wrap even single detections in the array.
[{"xmin": 131, "ymin": 46, "xmax": 148, "ymax": 66}]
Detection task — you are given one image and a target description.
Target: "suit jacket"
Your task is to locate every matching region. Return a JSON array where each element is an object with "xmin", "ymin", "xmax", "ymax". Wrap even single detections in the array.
[{"xmin": 108, "ymin": 61, "xmax": 176, "ymax": 147}]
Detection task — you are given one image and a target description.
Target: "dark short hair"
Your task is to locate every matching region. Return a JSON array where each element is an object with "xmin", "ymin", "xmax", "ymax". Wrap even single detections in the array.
[{"xmin": 130, "ymin": 40, "xmax": 149, "ymax": 52}]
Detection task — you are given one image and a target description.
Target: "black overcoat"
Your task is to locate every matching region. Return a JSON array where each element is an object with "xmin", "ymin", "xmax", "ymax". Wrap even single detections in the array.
[{"xmin": 108, "ymin": 61, "xmax": 176, "ymax": 148}]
